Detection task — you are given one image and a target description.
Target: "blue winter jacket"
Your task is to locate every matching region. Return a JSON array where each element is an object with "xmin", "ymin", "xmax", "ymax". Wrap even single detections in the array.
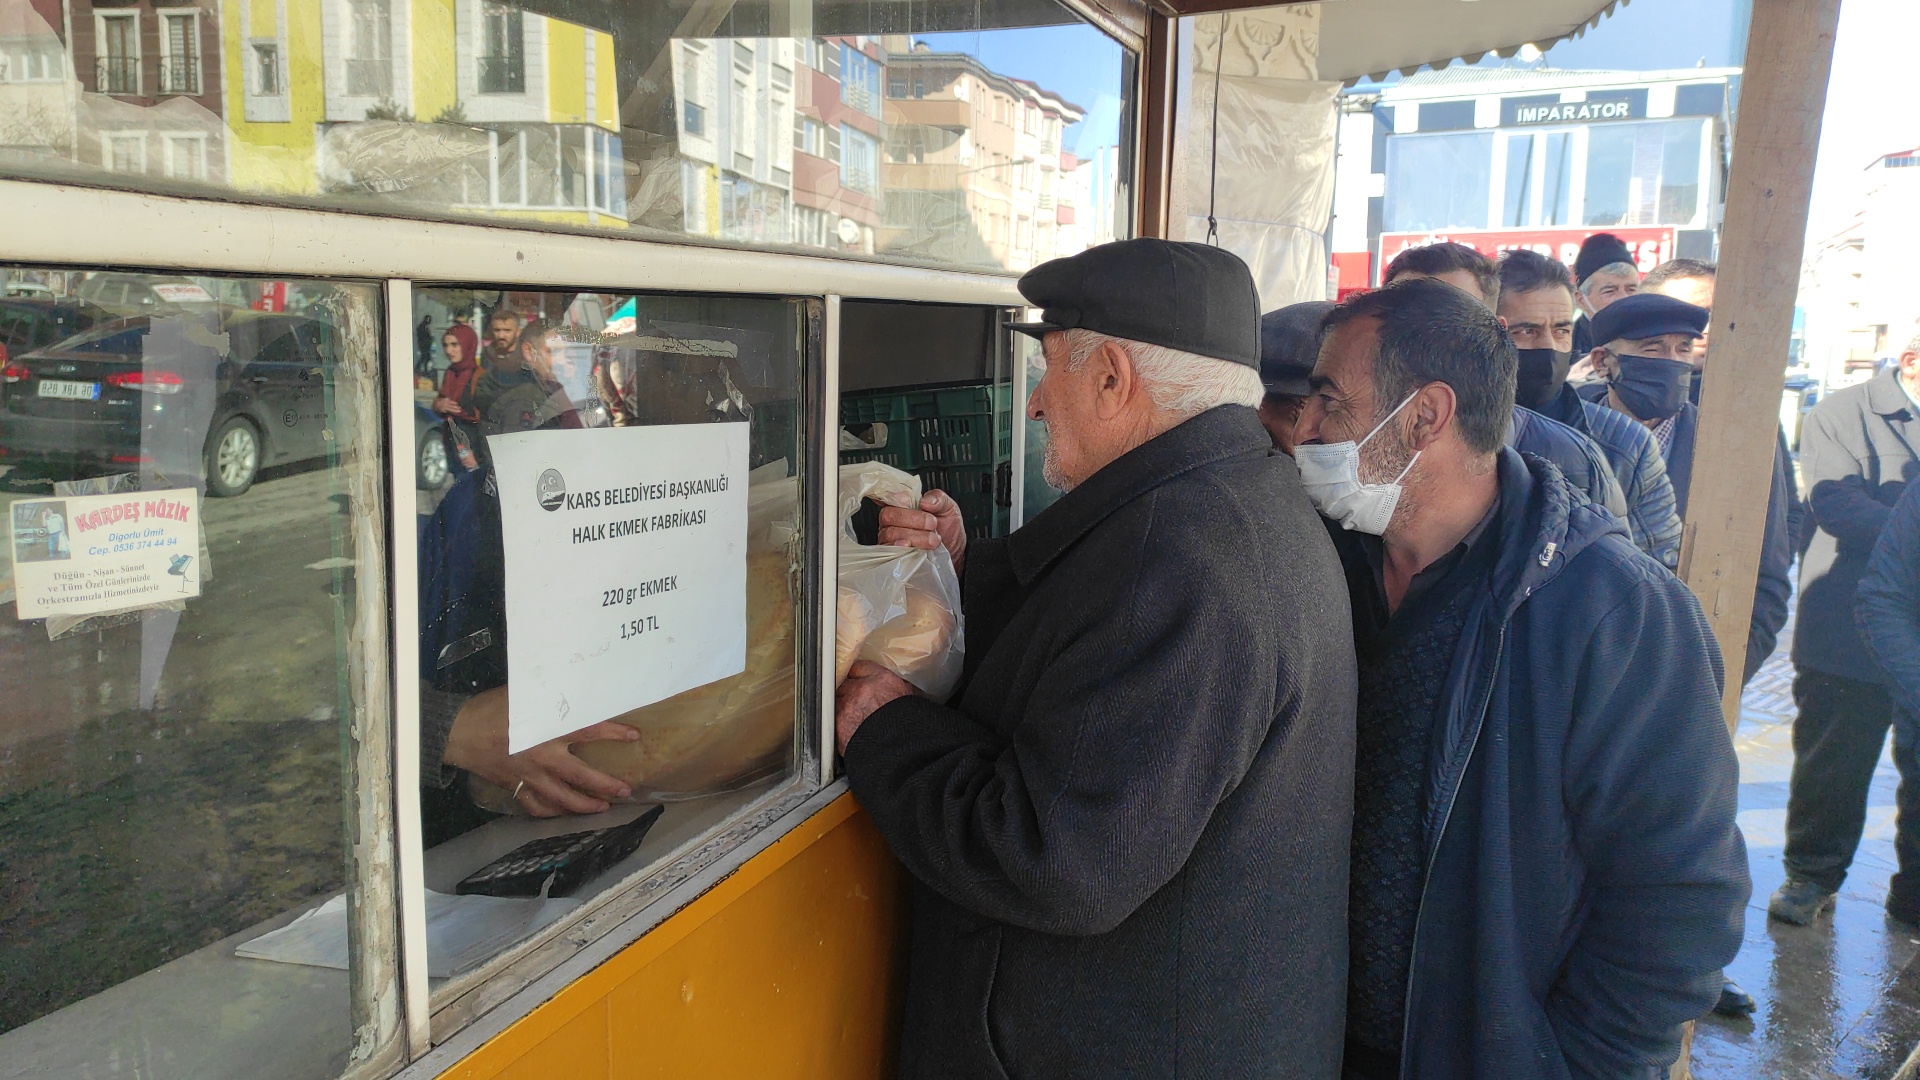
[
  {"xmin": 1857, "ymin": 480, "xmax": 1920, "ymax": 713},
  {"xmin": 1338, "ymin": 449, "xmax": 1749, "ymax": 1079},
  {"xmin": 1548, "ymin": 383, "xmax": 1684, "ymax": 569}
]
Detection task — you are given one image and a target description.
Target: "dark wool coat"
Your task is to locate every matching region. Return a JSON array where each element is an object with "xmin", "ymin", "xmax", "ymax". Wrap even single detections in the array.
[
  {"xmin": 846, "ymin": 405, "xmax": 1357, "ymax": 1080},
  {"xmin": 1795, "ymin": 368, "xmax": 1920, "ymax": 682}
]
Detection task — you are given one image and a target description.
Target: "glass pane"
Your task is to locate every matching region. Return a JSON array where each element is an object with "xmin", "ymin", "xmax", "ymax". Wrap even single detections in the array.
[
  {"xmin": 1583, "ymin": 119, "xmax": 1703, "ymax": 227},
  {"xmin": 1382, "ymin": 132, "xmax": 1492, "ymax": 231},
  {"xmin": 0, "ymin": 267, "xmax": 395, "ymax": 1079},
  {"xmin": 1501, "ymin": 134, "xmax": 1533, "ymax": 228},
  {"xmin": 410, "ymin": 286, "xmax": 807, "ymax": 984},
  {"xmin": 0, "ymin": 0, "xmax": 1132, "ymax": 275},
  {"xmin": 1541, "ymin": 131, "xmax": 1573, "ymax": 227}
]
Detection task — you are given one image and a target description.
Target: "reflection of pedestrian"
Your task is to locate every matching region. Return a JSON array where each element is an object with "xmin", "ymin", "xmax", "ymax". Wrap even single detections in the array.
[
  {"xmin": 43, "ymin": 507, "xmax": 65, "ymax": 558},
  {"xmin": 415, "ymin": 315, "xmax": 434, "ymax": 381},
  {"xmin": 433, "ymin": 324, "xmax": 481, "ymax": 423},
  {"xmin": 472, "ymin": 318, "xmax": 579, "ymax": 436}
]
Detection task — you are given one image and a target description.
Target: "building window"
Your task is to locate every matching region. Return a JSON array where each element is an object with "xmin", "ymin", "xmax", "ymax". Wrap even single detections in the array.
[
  {"xmin": 680, "ymin": 42, "xmax": 708, "ymax": 137},
  {"xmin": 158, "ymin": 12, "xmax": 201, "ymax": 95},
  {"xmin": 344, "ymin": 0, "xmax": 392, "ymax": 97},
  {"xmin": 1382, "ymin": 131, "xmax": 1493, "ymax": 232},
  {"xmin": 771, "ymin": 64, "xmax": 791, "ymax": 92},
  {"xmin": 839, "ymin": 44, "xmax": 881, "ymax": 118},
  {"xmin": 1582, "ymin": 119, "xmax": 1704, "ymax": 228},
  {"xmin": 799, "ymin": 37, "xmax": 839, "ymax": 80},
  {"xmin": 96, "ymin": 13, "xmax": 140, "ymax": 95},
  {"xmin": 731, "ymin": 78, "xmax": 753, "ymax": 174},
  {"xmin": 163, "ymin": 134, "xmax": 207, "ymax": 180},
  {"xmin": 102, "ymin": 132, "xmax": 146, "ymax": 173},
  {"xmin": 840, "ymin": 123, "xmax": 877, "ymax": 195},
  {"xmin": 888, "ymin": 73, "xmax": 907, "ymax": 98},
  {"xmin": 479, "ymin": 4, "xmax": 525, "ymax": 94},
  {"xmin": 251, "ymin": 41, "xmax": 281, "ymax": 95}
]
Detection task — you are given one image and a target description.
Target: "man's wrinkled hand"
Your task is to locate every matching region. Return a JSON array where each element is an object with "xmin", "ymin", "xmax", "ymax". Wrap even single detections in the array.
[
  {"xmin": 836, "ymin": 660, "xmax": 917, "ymax": 753},
  {"xmin": 877, "ymin": 490, "xmax": 968, "ymax": 575}
]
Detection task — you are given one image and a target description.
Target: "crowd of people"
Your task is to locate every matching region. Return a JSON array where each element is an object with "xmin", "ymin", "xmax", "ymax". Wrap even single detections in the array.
[{"xmin": 836, "ymin": 234, "xmax": 1920, "ymax": 1079}]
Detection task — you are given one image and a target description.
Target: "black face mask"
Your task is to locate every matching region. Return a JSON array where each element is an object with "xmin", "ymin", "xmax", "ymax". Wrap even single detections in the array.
[
  {"xmin": 1514, "ymin": 348, "xmax": 1572, "ymax": 412},
  {"xmin": 1611, "ymin": 355, "xmax": 1694, "ymax": 423}
]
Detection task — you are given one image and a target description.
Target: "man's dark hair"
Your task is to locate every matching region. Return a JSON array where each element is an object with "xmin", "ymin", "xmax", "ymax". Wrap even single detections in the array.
[
  {"xmin": 1496, "ymin": 249, "xmax": 1575, "ymax": 303},
  {"xmin": 488, "ymin": 308, "xmax": 521, "ymax": 327},
  {"xmin": 1321, "ymin": 277, "xmax": 1515, "ymax": 456},
  {"xmin": 1382, "ymin": 242, "xmax": 1499, "ymax": 307},
  {"xmin": 1641, "ymin": 258, "xmax": 1717, "ymax": 292}
]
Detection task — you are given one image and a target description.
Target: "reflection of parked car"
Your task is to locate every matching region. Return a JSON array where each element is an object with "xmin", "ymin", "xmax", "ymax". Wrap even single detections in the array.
[
  {"xmin": 5, "ymin": 282, "xmax": 55, "ymax": 300},
  {"xmin": 74, "ymin": 273, "xmax": 219, "ymax": 318},
  {"xmin": 0, "ymin": 311, "xmax": 342, "ymax": 496},
  {"xmin": 415, "ymin": 403, "xmax": 451, "ymax": 490},
  {"xmin": 0, "ymin": 299, "xmax": 104, "ymax": 366}
]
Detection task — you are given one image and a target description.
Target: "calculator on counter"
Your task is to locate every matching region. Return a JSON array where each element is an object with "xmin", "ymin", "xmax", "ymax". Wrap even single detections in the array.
[{"xmin": 455, "ymin": 805, "xmax": 665, "ymax": 899}]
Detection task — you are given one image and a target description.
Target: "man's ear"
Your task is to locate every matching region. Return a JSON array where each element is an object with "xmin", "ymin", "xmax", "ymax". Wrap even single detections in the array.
[
  {"xmin": 1092, "ymin": 339, "xmax": 1137, "ymax": 420},
  {"xmin": 1405, "ymin": 381, "xmax": 1458, "ymax": 452},
  {"xmin": 1587, "ymin": 348, "xmax": 1615, "ymax": 378}
]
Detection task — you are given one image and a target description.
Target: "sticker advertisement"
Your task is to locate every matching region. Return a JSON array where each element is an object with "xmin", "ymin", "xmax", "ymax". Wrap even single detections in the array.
[
  {"xmin": 488, "ymin": 423, "xmax": 750, "ymax": 753},
  {"xmin": 9, "ymin": 488, "xmax": 202, "ymax": 619}
]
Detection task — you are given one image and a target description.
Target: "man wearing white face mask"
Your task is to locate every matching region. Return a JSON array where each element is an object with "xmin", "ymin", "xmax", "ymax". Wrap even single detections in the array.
[{"xmin": 1297, "ymin": 278, "xmax": 1748, "ymax": 1080}]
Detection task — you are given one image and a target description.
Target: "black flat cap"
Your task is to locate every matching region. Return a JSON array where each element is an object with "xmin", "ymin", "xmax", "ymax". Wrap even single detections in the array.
[
  {"xmin": 1574, "ymin": 232, "xmax": 1636, "ymax": 284},
  {"xmin": 1010, "ymin": 238, "xmax": 1261, "ymax": 368},
  {"xmin": 1259, "ymin": 301, "xmax": 1333, "ymax": 397},
  {"xmin": 1591, "ymin": 291, "xmax": 1708, "ymax": 346}
]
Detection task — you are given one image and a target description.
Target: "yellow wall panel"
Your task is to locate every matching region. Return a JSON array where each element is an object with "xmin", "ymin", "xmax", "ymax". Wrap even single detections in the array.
[
  {"xmin": 595, "ymin": 32, "xmax": 618, "ymax": 131},
  {"xmin": 410, "ymin": 0, "xmax": 459, "ymax": 123},
  {"xmin": 222, "ymin": 0, "xmax": 327, "ymax": 195},
  {"xmin": 439, "ymin": 796, "xmax": 906, "ymax": 1080},
  {"xmin": 545, "ymin": 20, "xmax": 588, "ymax": 124}
]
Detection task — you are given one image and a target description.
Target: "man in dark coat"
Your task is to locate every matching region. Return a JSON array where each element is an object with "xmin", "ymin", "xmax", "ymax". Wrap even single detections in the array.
[
  {"xmin": 1496, "ymin": 248, "xmax": 1684, "ymax": 569},
  {"xmin": 1570, "ymin": 231, "xmax": 1640, "ymax": 358},
  {"xmin": 839, "ymin": 239, "xmax": 1357, "ymax": 1079},
  {"xmin": 1771, "ymin": 335, "xmax": 1920, "ymax": 924},
  {"xmin": 1297, "ymin": 279, "xmax": 1747, "ymax": 1079},
  {"xmin": 1858, "ymin": 480, "xmax": 1920, "ymax": 924}
]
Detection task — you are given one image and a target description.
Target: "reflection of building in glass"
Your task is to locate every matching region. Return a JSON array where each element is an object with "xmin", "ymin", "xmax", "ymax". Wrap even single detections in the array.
[
  {"xmin": 672, "ymin": 36, "xmax": 798, "ymax": 247},
  {"xmin": 788, "ymin": 35, "xmax": 882, "ymax": 255},
  {"xmin": 0, "ymin": 0, "xmax": 227, "ymax": 181},
  {"xmin": 877, "ymin": 42, "xmax": 1083, "ymax": 271},
  {"xmin": 222, "ymin": 0, "xmax": 624, "ymax": 228}
]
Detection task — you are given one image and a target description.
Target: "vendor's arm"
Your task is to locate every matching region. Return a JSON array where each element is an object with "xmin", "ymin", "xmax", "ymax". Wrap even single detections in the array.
[
  {"xmin": 841, "ymin": 529, "xmax": 1275, "ymax": 938},
  {"xmin": 438, "ymin": 685, "xmax": 641, "ymax": 817}
]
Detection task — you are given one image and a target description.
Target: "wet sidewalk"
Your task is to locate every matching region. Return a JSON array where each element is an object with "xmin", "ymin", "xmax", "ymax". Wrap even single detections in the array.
[{"xmin": 1692, "ymin": 616, "xmax": 1920, "ymax": 1078}]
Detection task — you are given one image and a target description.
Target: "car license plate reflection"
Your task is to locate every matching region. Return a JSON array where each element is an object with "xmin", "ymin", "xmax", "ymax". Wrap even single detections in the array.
[{"xmin": 37, "ymin": 380, "xmax": 99, "ymax": 401}]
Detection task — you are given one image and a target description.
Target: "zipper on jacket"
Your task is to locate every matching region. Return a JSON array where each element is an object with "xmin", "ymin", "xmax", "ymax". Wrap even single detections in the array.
[{"xmin": 1396, "ymin": 622, "xmax": 1506, "ymax": 1080}]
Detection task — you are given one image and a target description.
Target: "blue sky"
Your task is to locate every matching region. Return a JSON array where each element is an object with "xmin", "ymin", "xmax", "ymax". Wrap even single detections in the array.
[{"xmin": 913, "ymin": 25, "xmax": 1127, "ymax": 155}]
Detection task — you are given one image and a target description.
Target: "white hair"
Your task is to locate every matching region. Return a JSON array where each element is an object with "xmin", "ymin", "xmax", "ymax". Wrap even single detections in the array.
[
  {"xmin": 1062, "ymin": 328, "xmax": 1264, "ymax": 418},
  {"xmin": 1579, "ymin": 261, "xmax": 1640, "ymax": 296}
]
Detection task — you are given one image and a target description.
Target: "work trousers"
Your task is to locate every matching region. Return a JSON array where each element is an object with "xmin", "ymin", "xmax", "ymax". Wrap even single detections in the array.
[{"xmin": 1783, "ymin": 670, "xmax": 1901, "ymax": 893}]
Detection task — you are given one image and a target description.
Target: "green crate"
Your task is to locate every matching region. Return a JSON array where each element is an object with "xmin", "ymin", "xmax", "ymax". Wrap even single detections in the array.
[
  {"xmin": 749, "ymin": 398, "xmax": 798, "ymax": 469},
  {"xmin": 839, "ymin": 382, "xmax": 1015, "ymax": 538}
]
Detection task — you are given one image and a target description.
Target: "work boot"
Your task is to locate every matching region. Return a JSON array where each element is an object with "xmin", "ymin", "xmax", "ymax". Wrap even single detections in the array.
[
  {"xmin": 1887, "ymin": 890, "xmax": 1920, "ymax": 929},
  {"xmin": 1768, "ymin": 877, "xmax": 1837, "ymax": 925},
  {"xmin": 1712, "ymin": 977, "xmax": 1756, "ymax": 1018}
]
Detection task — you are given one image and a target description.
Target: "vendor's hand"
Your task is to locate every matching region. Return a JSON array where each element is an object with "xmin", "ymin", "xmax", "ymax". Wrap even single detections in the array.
[
  {"xmin": 836, "ymin": 660, "xmax": 916, "ymax": 754},
  {"xmin": 878, "ymin": 490, "xmax": 967, "ymax": 575},
  {"xmin": 442, "ymin": 686, "xmax": 640, "ymax": 817}
]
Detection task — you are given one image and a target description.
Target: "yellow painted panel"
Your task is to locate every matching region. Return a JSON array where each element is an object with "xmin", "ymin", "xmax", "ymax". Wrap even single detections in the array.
[
  {"xmin": 248, "ymin": 0, "xmax": 276, "ymax": 32},
  {"xmin": 545, "ymin": 20, "xmax": 588, "ymax": 124},
  {"xmin": 439, "ymin": 795, "xmax": 906, "ymax": 1080},
  {"xmin": 223, "ymin": 0, "xmax": 326, "ymax": 195},
  {"xmin": 496, "ymin": 1000, "xmax": 610, "ymax": 1080},
  {"xmin": 595, "ymin": 32, "xmax": 619, "ymax": 131},
  {"xmin": 411, "ymin": 0, "xmax": 458, "ymax": 123}
]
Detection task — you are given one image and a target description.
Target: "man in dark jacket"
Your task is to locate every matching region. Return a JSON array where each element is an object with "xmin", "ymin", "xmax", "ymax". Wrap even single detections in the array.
[
  {"xmin": 1570, "ymin": 232, "xmax": 1641, "ymax": 358},
  {"xmin": 1297, "ymin": 279, "xmax": 1747, "ymax": 1079},
  {"xmin": 1858, "ymin": 480, "xmax": 1920, "ymax": 925},
  {"xmin": 1771, "ymin": 335, "xmax": 1920, "ymax": 924},
  {"xmin": 840, "ymin": 239, "xmax": 1357, "ymax": 1079},
  {"xmin": 1378, "ymin": 245, "xmax": 1629, "ymax": 525},
  {"xmin": 1582, "ymin": 292, "xmax": 1796, "ymax": 684},
  {"xmin": 1495, "ymin": 249, "xmax": 1684, "ymax": 568}
]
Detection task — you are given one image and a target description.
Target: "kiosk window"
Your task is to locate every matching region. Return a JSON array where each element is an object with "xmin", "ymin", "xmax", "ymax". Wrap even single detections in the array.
[
  {"xmin": 1383, "ymin": 132, "xmax": 1493, "ymax": 232},
  {"xmin": 1583, "ymin": 119, "xmax": 1705, "ymax": 228},
  {"xmin": 410, "ymin": 285, "xmax": 810, "ymax": 987},
  {"xmin": 0, "ymin": 1, "xmax": 1135, "ymax": 275},
  {"xmin": 0, "ymin": 267, "xmax": 397, "ymax": 1080}
]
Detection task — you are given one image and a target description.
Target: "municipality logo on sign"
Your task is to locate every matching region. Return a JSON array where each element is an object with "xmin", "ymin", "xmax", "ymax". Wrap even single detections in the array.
[{"xmin": 536, "ymin": 468, "xmax": 567, "ymax": 511}]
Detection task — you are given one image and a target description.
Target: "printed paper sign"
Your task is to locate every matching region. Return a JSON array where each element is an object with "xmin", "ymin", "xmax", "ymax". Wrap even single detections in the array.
[
  {"xmin": 9, "ymin": 488, "xmax": 202, "ymax": 619},
  {"xmin": 489, "ymin": 423, "xmax": 750, "ymax": 753}
]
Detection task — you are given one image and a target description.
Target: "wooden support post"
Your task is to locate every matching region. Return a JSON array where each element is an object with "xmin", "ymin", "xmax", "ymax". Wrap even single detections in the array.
[
  {"xmin": 1681, "ymin": 0, "xmax": 1843, "ymax": 732},
  {"xmin": 1136, "ymin": 11, "xmax": 1178, "ymax": 239}
]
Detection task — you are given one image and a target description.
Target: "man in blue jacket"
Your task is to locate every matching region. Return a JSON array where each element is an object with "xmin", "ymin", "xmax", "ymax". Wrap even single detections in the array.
[
  {"xmin": 1494, "ymin": 249, "xmax": 1685, "ymax": 570},
  {"xmin": 1858, "ymin": 481, "xmax": 1920, "ymax": 924},
  {"xmin": 1297, "ymin": 278, "xmax": 1749, "ymax": 1079}
]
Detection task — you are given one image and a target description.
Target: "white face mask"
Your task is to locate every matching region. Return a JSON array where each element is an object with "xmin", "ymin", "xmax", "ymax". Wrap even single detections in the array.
[{"xmin": 1294, "ymin": 391, "xmax": 1422, "ymax": 535}]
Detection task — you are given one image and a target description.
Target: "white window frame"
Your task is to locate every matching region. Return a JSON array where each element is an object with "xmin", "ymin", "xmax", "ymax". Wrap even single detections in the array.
[
  {"xmin": 100, "ymin": 131, "xmax": 147, "ymax": 173},
  {"xmin": 162, "ymin": 132, "xmax": 209, "ymax": 180},
  {"xmin": 157, "ymin": 9, "xmax": 202, "ymax": 96},
  {"xmin": 94, "ymin": 11, "xmax": 141, "ymax": 96},
  {"xmin": 1, "ymin": 172, "xmax": 1024, "ymax": 1078}
]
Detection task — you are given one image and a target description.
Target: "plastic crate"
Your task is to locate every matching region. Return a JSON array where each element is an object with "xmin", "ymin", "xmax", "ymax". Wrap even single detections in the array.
[
  {"xmin": 749, "ymin": 398, "xmax": 798, "ymax": 469},
  {"xmin": 840, "ymin": 382, "xmax": 1015, "ymax": 539}
]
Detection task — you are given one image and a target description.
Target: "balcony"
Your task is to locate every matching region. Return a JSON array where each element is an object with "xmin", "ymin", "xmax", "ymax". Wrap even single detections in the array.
[
  {"xmin": 478, "ymin": 54, "xmax": 524, "ymax": 94},
  {"xmin": 96, "ymin": 56, "xmax": 139, "ymax": 95},
  {"xmin": 885, "ymin": 97, "xmax": 971, "ymax": 132},
  {"xmin": 157, "ymin": 55, "xmax": 200, "ymax": 96},
  {"xmin": 345, "ymin": 57, "xmax": 391, "ymax": 97}
]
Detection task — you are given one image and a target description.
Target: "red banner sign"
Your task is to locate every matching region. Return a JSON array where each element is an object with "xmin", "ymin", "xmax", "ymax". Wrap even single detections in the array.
[{"xmin": 1377, "ymin": 227, "xmax": 1678, "ymax": 284}]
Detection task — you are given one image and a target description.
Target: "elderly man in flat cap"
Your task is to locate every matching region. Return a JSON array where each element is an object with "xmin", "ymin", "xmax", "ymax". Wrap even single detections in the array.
[{"xmin": 837, "ymin": 238, "xmax": 1357, "ymax": 1079}]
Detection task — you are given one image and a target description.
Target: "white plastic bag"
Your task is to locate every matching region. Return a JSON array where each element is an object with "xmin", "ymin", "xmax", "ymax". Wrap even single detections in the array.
[{"xmin": 836, "ymin": 462, "xmax": 965, "ymax": 702}]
